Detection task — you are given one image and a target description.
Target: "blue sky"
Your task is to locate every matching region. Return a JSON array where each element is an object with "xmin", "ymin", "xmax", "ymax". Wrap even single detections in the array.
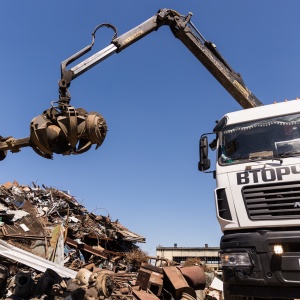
[{"xmin": 1, "ymin": 1, "xmax": 299, "ymax": 256}]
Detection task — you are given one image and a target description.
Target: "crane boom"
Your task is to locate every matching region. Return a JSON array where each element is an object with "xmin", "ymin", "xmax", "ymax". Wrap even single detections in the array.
[{"xmin": 60, "ymin": 8, "xmax": 263, "ymax": 109}]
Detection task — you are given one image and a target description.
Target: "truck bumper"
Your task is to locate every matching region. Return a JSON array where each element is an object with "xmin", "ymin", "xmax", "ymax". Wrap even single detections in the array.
[{"xmin": 221, "ymin": 229, "xmax": 300, "ymax": 298}]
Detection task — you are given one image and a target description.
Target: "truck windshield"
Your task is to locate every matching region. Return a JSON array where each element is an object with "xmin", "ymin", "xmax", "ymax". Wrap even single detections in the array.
[{"xmin": 220, "ymin": 113, "xmax": 300, "ymax": 164}]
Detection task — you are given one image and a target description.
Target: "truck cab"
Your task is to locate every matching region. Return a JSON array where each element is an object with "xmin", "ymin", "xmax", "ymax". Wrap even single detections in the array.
[{"xmin": 200, "ymin": 99, "xmax": 300, "ymax": 299}]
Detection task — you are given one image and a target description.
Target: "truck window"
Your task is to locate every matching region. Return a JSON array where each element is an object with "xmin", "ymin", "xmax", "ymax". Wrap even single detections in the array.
[{"xmin": 219, "ymin": 112, "xmax": 300, "ymax": 164}]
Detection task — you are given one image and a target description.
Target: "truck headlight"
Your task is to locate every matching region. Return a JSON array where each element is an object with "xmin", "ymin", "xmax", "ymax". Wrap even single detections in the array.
[
  {"xmin": 220, "ymin": 252, "xmax": 252, "ymax": 267},
  {"xmin": 273, "ymin": 244, "xmax": 284, "ymax": 255}
]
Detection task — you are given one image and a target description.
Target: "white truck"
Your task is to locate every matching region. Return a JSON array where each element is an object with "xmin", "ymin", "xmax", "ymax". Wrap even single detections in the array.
[
  {"xmin": 1, "ymin": 7, "xmax": 297, "ymax": 300},
  {"xmin": 199, "ymin": 99, "xmax": 300, "ymax": 299}
]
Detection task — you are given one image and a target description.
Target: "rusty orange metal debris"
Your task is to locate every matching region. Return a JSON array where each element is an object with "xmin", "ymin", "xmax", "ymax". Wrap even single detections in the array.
[{"xmin": 0, "ymin": 181, "xmax": 219, "ymax": 299}]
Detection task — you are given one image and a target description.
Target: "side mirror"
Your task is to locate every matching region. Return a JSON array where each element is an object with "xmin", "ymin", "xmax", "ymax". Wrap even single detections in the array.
[{"xmin": 198, "ymin": 135, "xmax": 211, "ymax": 171}]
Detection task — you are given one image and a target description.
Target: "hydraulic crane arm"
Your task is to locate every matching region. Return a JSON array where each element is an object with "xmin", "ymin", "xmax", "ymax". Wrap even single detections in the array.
[
  {"xmin": 59, "ymin": 8, "xmax": 263, "ymax": 109},
  {"xmin": 0, "ymin": 8, "xmax": 263, "ymax": 160}
]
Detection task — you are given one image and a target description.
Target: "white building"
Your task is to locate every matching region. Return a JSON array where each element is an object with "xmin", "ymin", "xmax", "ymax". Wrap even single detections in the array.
[{"xmin": 156, "ymin": 244, "xmax": 220, "ymax": 271}]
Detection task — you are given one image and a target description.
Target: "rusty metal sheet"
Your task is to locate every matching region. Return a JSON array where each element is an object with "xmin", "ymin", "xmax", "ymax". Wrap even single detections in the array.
[
  {"xmin": 141, "ymin": 262, "xmax": 163, "ymax": 274},
  {"xmin": 163, "ymin": 266, "xmax": 196, "ymax": 300},
  {"xmin": 3, "ymin": 200, "xmax": 45, "ymax": 238},
  {"xmin": 136, "ymin": 268, "xmax": 152, "ymax": 290},
  {"xmin": 179, "ymin": 266, "xmax": 206, "ymax": 290},
  {"xmin": 149, "ymin": 271, "xmax": 163, "ymax": 296},
  {"xmin": 66, "ymin": 237, "xmax": 108, "ymax": 259}
]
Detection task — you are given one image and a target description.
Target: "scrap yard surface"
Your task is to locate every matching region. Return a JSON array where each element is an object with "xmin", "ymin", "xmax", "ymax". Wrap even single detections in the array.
[{"xmin": 0, "ymin": 181, "xmax": 221, "ymax": 300}]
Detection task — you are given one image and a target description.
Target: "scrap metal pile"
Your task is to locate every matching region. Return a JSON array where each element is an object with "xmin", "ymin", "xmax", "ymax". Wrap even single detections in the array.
[{"xmin": 0, "ymin": 181, "xmax": 217, "ymax": 300}]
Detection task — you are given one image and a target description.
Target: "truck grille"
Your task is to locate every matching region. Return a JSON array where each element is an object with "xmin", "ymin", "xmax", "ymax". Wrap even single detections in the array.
[{"xmin": 242, "ymin": 181, "xmax": 300, "ymax": 220}]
